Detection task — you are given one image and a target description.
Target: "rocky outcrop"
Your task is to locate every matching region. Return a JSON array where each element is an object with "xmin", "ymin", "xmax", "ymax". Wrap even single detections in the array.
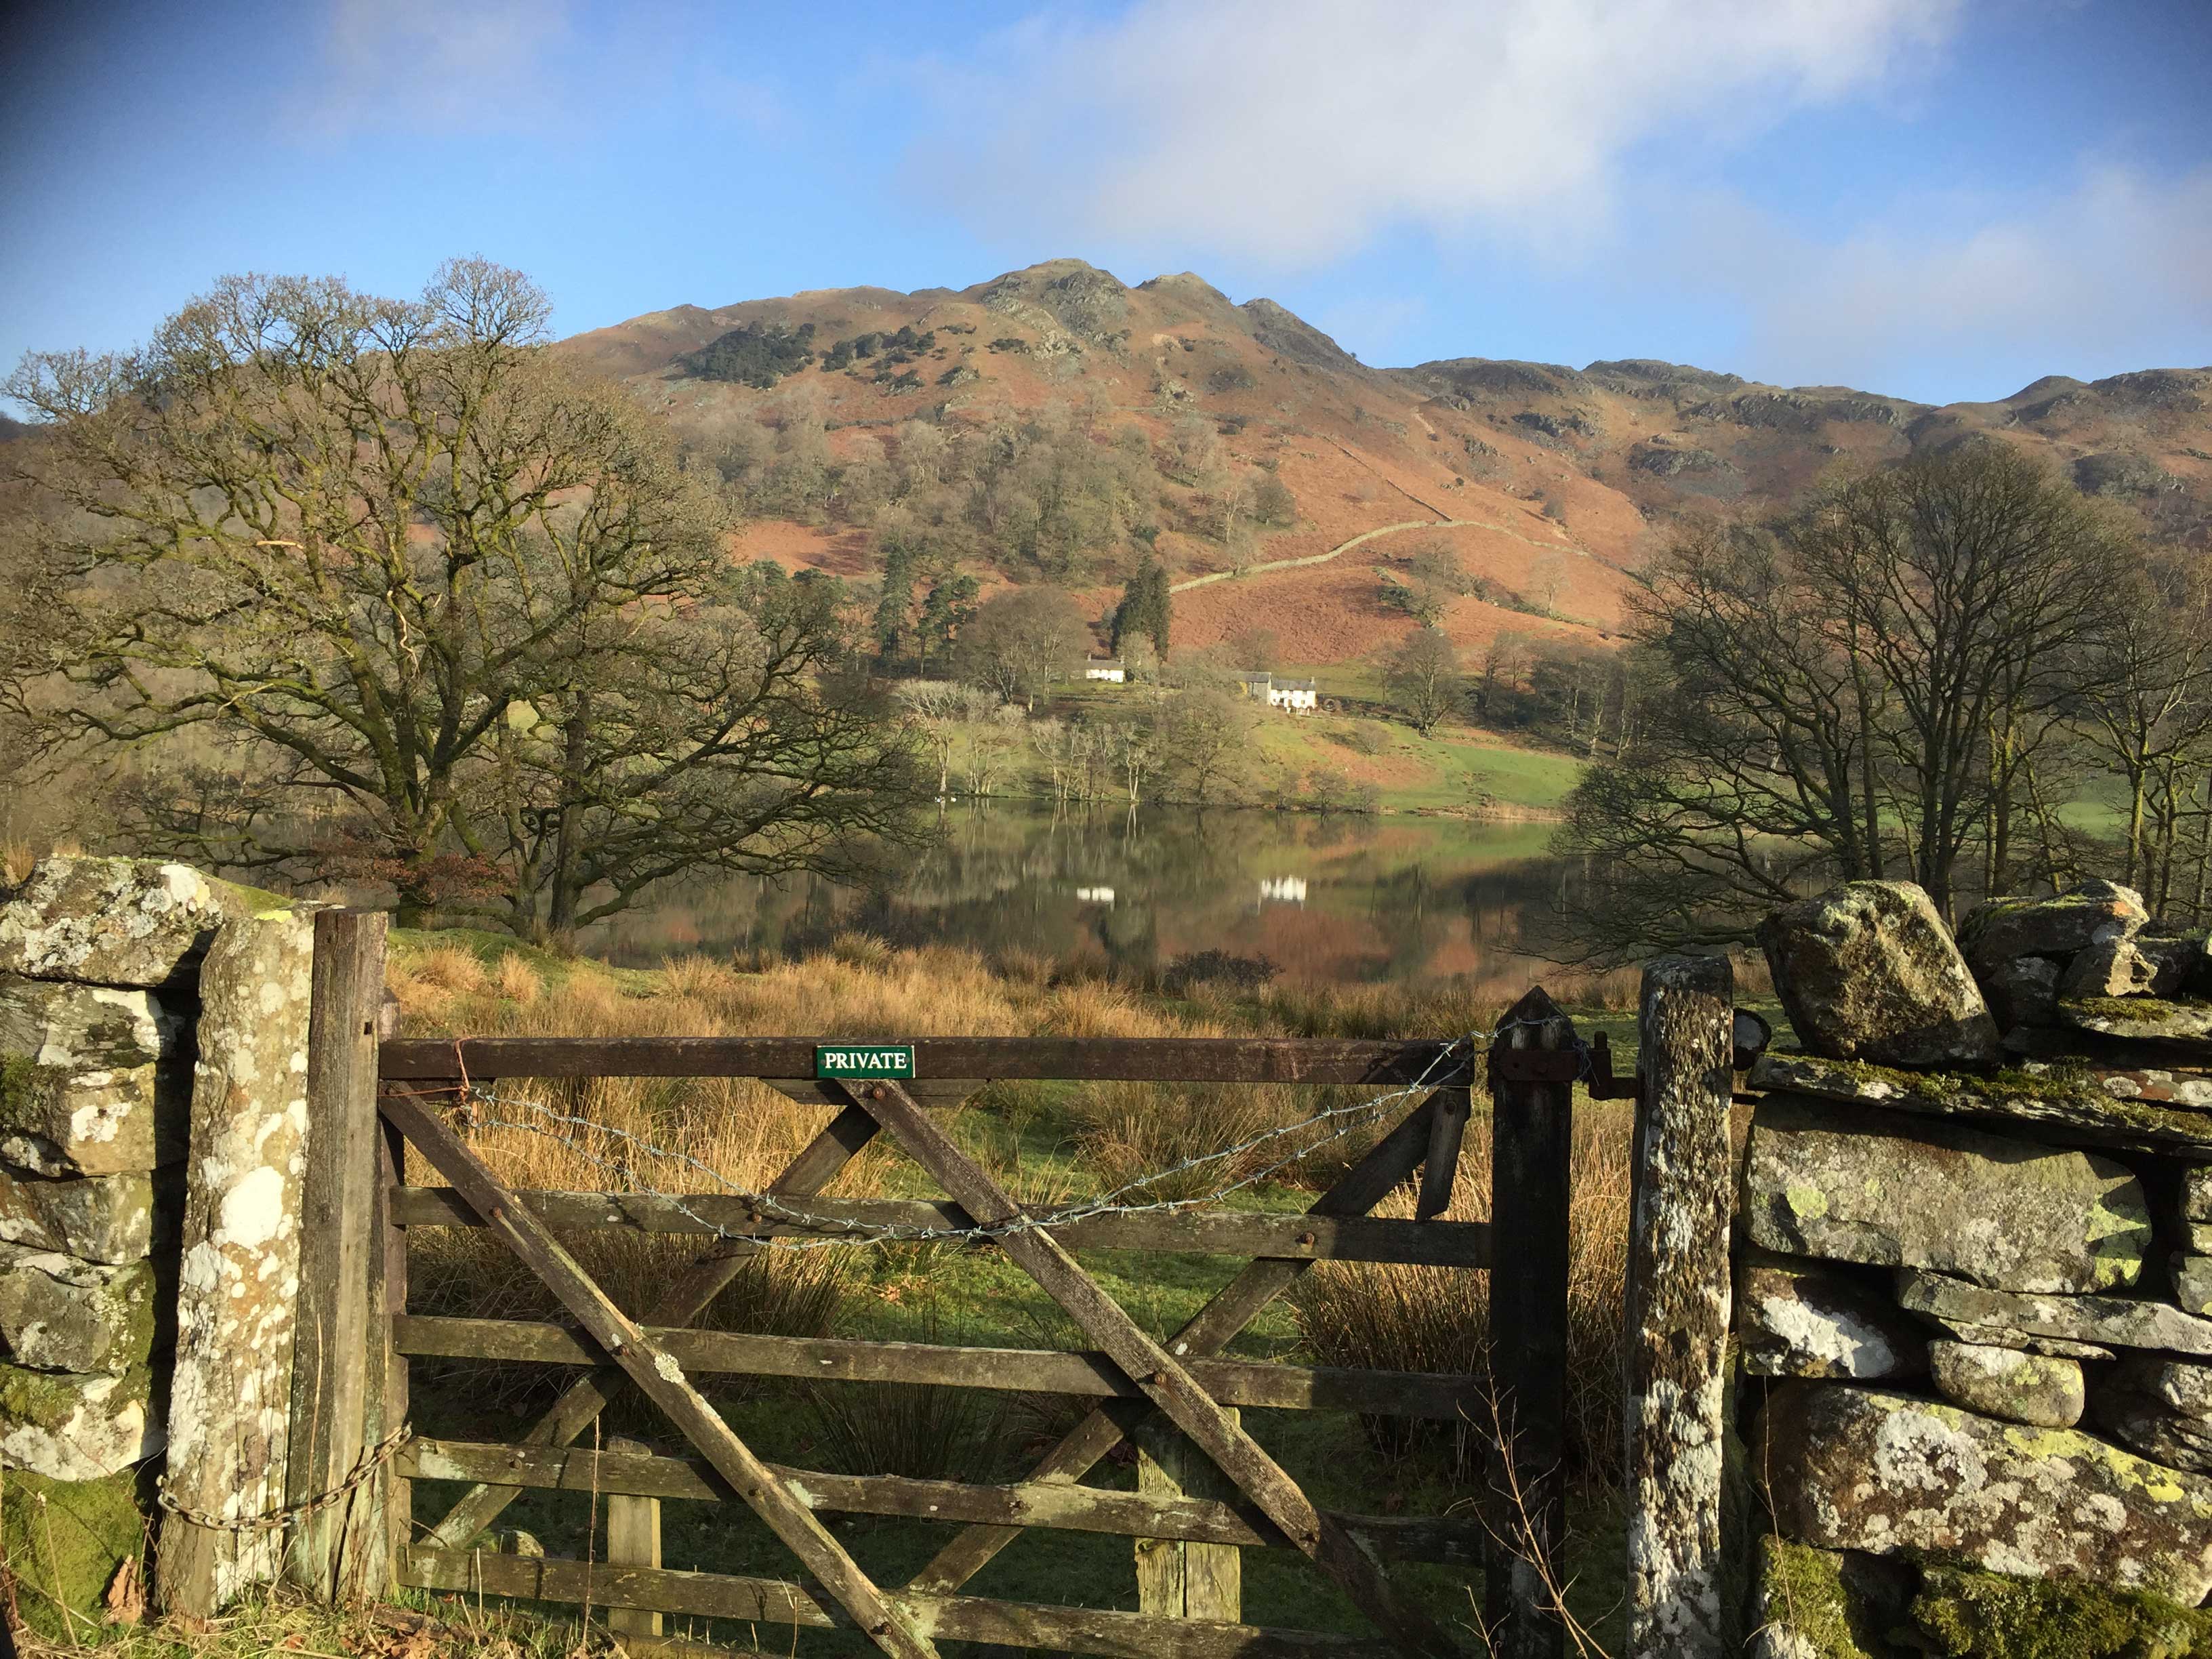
[
  {"xmin": 1738, "ymin": 1249, "xmax": 1926, "ymax": 1379},
  {"xmin": 1759, "ymin": 882, "xmax": 2000, "ymax": 1067},
  {"xmin": 1757, "ymin": 1383, "xmax": 2212, "ymax": 1602},
  {"xmin": 1742, "ymin": 1097, "xmax": 2149, "ymax": 1293}
]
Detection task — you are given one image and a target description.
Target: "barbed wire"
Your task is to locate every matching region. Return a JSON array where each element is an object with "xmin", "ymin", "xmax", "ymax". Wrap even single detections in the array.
[{"xmin": 416, "ymin": 1019, "xmax": 1586, "ymax": 1253}]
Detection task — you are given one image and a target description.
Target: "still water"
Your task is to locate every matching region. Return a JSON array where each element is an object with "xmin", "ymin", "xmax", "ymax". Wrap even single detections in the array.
[{"xmin": 582, "ymin": 806, "xmax": 1576, "ymax": 987}]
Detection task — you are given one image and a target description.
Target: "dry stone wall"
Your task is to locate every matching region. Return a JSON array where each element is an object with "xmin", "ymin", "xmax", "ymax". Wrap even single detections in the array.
[
  {"xmin": 1742, "ymin": 878, "xmax": 2212, "ymax": 1653},
  {"xmin": 0, "ymin": 857, "xmax": 317, "ymax": 1633}
]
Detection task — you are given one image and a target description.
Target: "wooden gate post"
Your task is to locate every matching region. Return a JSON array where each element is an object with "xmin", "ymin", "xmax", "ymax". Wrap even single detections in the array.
[
  {"xmin": 605, "ymin": 1437, "xmax": 665, "ymax": 1639},
  {"xmin": 1624, "ymin": 954, "xmax": 1736, "ymax": 1659},
  {"xmin": 1486, "ymin": 987, "xmax": 1574, "ymax": 1659},
  {"xmin": 1136, "ymin": 1412, "xmax": 1242, "ymax": 1624},
  {"xmin": 287, "ymin": 909, "xmax": 392, "ymax": 1601}
]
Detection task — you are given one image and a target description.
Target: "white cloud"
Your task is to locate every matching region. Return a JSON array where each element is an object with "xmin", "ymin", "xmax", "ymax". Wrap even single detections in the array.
[
  {"xmin": 912, "ymin": 0, "xmax": 1964, "ymax": 266},
  {"xmin": 299, "ymin": 0, "xmax": 577, "ymax": 134},
  {"xmin": 1680, "ymin": 165, "xmax": 2212, "ymax": 393}
]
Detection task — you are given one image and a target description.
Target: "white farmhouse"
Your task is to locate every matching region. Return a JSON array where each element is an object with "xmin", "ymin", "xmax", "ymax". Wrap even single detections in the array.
[
  {"xmin": 1082, "ymin": 657, "xmax": 1126, "ymax": 684},
  {"xmin": 1235, "ymin": 672, "xmax": 1318, "ymax": 713}
]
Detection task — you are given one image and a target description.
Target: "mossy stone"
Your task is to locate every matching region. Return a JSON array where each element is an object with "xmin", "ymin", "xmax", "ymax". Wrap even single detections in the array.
[
  {"xmin": 0, "ymin": 1465, "xmax": 150, "ymax": 1642},
  {"xmin": 1910, "ymin": 1561, "xmax": 2212, "ymax": 1657}
]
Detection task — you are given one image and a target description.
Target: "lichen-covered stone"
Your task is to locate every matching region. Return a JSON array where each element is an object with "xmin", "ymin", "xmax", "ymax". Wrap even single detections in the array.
[
  {"xmin": 0, "ymin": 1162, "xmax": 157, "ymax": 1263},
  {"xmin": 2095, "ymin": 1391, "xmax": 2212, "ymax": 1477},
  {"xmin": 1898, "ymin": 1269, "xmax": 2212, "ymax": 1355},
  {"xmin": 1740, "ymin": 1248, "xmax": 1927, "ymax": 1379},
  {"xmin": 2113, "ymin": 1355, "xmax": 2212, "ymax": 1421},
  {"xmin": 0, "ymin": 1361, "xmax": 161, "ymax": 1479},
  {"xmin": 2175, "ymin": 1252, "xmax": 2212, "ymax": 1317},
  {"xmin": 2094, "ymin": 1356, "xmax": 2212, "ymax": 1477},
  {"xmin": 1982, "ymin": 955, "xmax": 2060, "ymax": 1032},
  {"xmin": 2060, "ymin": 936, "xmax": 2162, "ymax": 1000},
  {"xmin": 0, "ymin": 976, "xmax": 187, "ymax": 1175},
  {"xmin": 1927, "ymin": 1340, "xmax": 2084, "ymax": 1429},
  {"xmin": 1759, "ymin": 882, "xmax": 2001, "ymax": 1068},
  {"xmin": 1757, "ymin": 1382, "xmax": 2212, "ymax": 1601},
  {"xmin": 0, "ymin": 1244, "xmax": 157, "ymax": 1374},
  {"xmin": 2185, "ymin": 1166, "xmax": 2212, "ymax": 1224},
  {"xmin": 0, "ymin": 1466, "xmax": 150, "ymax": 1643},
  {"xmin": 0, "ymin": 856, "xmax": 285, "ymax": 987},
  {"xmin": 2065, "ymin": 997, "xmax": 2212, "ymax": 1042},
  {"xmin": 1750, "ymin": 1051, "xmax": 2212, "ymax": 1157},
  {"xmin": 1744, "ymin": 1097, "xmax": 2150, "ymax": 1294},
  {"xmin": 2138, "ymin": 932, "xmax": 2212, "ymax": 1000},
  {"xmin": 1914, "ymin": 1316, "xmax": 2112, "ymax": 1361},
  {"xmin": 1957, "ymin": 880, "xmax": 2149, "ymax": 976},
  {"xmin": 156, "ymin": 907, "xmax": 314, "ymax": 1612}
]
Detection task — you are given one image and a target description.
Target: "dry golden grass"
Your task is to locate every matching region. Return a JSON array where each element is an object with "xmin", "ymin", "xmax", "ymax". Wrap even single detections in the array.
[
  {"xmin": 6, "ymin": 1590, "xmax": 605, "ymax": 1658},
  {"xmin": 389, "ymin": 933, "xmax": 1641, "ymax": 1477},
  {"xmin": 1292, "ymin": 1103, "xmax": 1635, "ymax": 1490}
]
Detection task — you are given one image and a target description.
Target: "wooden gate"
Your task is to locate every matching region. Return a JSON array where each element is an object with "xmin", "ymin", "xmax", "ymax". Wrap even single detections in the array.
[{"xmin": 301, "ymin": 919, "xmax": 1583, "ymax": 1659}]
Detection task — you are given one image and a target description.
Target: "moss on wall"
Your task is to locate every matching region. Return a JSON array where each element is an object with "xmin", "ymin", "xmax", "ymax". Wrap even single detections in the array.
[
  {"xmin": 1910, "ymin": 1562, "xmax": 2212, "ymax": 1657},
  {"xmin": 0, "ymin": 1465, "xmax": 149, "ymax": 1641}
]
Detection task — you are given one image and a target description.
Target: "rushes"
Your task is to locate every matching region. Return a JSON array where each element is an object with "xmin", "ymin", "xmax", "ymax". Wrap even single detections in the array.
[{"xmin": 1292, "ymin": 1104, "xmax": 1635, "ymax": 1489}]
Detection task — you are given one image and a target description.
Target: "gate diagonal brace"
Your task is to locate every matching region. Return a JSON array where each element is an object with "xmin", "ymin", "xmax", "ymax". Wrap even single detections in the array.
[
  {"xmin": 907, "ymin": 1090, "xmax": 1447, "ymax": 1598},
  {"xmin": 379, "ymin": 1089, "xmax": 941, "ymax": 1659},
  {"xmin": 419, "ymin": 1094, "xmax": 890, "ymax": 1551},
  {"xmin": 837, "ymin": 1079, "xmax": 1471, "ymax": 1659}
]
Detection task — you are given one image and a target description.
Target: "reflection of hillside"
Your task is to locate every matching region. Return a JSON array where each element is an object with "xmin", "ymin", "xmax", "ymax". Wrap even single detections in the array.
[{"xmin": 582, "ymin": 806, "xmax": 1572, "ymax": 985}]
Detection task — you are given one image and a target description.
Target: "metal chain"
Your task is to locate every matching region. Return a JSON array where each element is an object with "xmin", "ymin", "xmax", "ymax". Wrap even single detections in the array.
[
  {"xmin": 155, "ymin": 1420, "xmax": 413, "ymax": 1534},
  {"xmin": 428, "ymin": 1020, "xmax": 1573, "ymax": 1253}
]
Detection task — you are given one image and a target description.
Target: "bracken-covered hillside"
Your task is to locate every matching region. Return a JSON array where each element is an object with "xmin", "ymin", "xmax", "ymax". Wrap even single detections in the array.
[{"xmin": 557, "ymin": 259, "xmax": 2212, "ymax": 670}]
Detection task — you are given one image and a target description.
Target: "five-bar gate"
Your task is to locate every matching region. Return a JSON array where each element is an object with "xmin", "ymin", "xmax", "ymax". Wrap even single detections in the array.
[{"xmin": 292, "ymin": 914, "xmax": 1584, "ymax": 1659}]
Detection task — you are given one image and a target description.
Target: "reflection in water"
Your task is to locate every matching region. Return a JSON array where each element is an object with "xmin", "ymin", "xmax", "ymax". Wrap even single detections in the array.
[{"xmin": 581, "ymin": 805, "xmax": 1574, "ymax": 987}]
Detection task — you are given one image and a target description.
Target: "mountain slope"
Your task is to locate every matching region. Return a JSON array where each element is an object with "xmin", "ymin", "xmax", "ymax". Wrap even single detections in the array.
[{"xmin": 558, "ymin": 261, "xmax": 2212, "ymax": 669}]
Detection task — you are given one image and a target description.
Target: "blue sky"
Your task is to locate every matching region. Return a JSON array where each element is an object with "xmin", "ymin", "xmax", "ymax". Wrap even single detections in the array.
[{"xmin": 2, "ymin": 0, "xmax": 2207, "ymax": 405}]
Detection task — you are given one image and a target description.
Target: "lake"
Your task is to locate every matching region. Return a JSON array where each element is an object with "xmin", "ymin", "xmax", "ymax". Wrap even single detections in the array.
[{"xmin": 581, "ymin": 806, "xmax": 1582, "ymax": 987}]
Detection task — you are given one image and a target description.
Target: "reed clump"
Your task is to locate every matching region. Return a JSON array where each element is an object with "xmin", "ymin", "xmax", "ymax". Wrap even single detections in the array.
[{"xmin": 1290, "ymin": 1103, "xmax": 1635, "ymax": 1490}]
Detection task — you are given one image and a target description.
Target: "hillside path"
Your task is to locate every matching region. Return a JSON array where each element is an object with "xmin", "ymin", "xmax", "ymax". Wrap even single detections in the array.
[{"xmin": 1169, "ymin": 512, "xmax": 1573, "ymax": 594}]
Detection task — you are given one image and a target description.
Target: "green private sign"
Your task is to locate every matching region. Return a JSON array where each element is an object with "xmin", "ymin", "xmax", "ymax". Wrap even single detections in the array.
[{"xmin": 815, "ymin": 1043, "xmax": 916, "ymax": 1081}]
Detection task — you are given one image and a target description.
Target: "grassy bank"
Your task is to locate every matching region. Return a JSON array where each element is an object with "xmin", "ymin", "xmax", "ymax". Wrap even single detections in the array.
[
  {"xmin": 1041, "ymin": 682, "xmax": 1584, "ymax": 816},
  {"xmin": 379, "ymin": 931, "xmax": 1646, "ymax": 1654}
]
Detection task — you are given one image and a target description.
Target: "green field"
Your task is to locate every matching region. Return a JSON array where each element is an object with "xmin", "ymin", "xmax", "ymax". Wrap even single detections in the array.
[{"xmin": 1044, "ymin": 677, "xmax": 1583, "ymax": 815}]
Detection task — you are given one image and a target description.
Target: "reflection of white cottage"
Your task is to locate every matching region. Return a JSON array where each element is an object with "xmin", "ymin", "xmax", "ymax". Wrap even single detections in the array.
[
  {"xmin": 1082, "ymin": 657, "xmax": 1126, "ymax": 684},
  {"xmin": 1235, "ymin": 672, "xmax": 1318, "ymax": 713},
  {"xmin": 1075, "ymin": 886, "xmax": 1116, "ymax": 905},
  {"xmin": 1258, "ymin": 876, "xmax": 1308, "ymax": 904}
]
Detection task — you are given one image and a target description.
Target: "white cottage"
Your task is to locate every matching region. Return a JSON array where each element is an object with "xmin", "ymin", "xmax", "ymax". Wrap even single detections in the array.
[
  {"xmin": 1082, "ymin": 657, "xmax": 1126, "ymax": 684},
  {"xmin": 1235, "ymin": 672, "xmax": 1318, "ymax": 713}
]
